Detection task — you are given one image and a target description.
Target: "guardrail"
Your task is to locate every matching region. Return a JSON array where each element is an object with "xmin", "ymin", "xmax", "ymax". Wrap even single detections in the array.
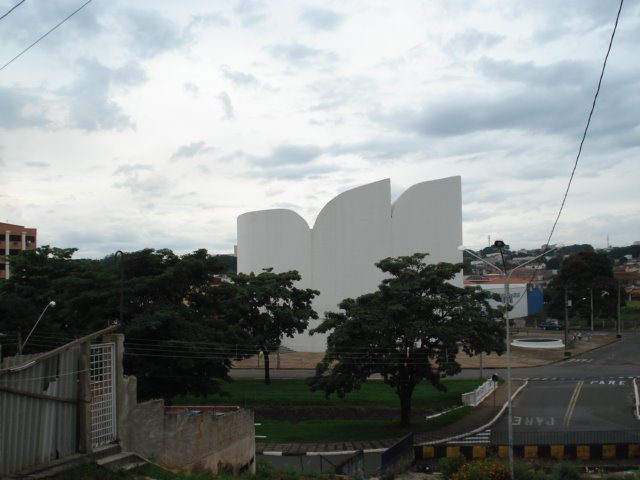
[{"xmin": 461, "ymin": 379, "xmax": 496, "ymax": 406}]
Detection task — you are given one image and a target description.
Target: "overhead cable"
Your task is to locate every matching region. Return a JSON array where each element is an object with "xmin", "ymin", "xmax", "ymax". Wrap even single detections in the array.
[
  {"xmin": 544, "ymin": 0, "xmax": 624, "ymax": 247},
  {"xmin": 0, "ymin": 0, "xmax": 93, "ymax": 72},
  {"xmin": 0, "ymin": 0, "xmax": 26, "ymax": 22}
]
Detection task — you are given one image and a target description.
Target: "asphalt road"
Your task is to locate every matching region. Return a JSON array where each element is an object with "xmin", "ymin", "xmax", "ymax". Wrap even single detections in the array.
[{"xmin": 490, "ymin": 332, "xmax": 640, "ymax": 443}]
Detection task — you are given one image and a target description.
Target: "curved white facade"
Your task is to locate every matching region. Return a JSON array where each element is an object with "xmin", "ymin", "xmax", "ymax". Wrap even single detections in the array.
[{"xmin": 237, "ymin": 176, "xmax": 463, "ymax": 352}]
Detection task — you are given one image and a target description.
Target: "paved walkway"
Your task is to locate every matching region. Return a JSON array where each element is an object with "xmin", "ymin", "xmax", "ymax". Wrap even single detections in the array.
[{"xmin": 257, "ymin": 381, "xmax": 524, "ymax": 455}]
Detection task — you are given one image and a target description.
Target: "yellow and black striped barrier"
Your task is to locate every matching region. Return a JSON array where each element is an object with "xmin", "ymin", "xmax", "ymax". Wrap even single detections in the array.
[{"xmin": 416, "ymin": 444, "xmax": 640, "ymax": 461}]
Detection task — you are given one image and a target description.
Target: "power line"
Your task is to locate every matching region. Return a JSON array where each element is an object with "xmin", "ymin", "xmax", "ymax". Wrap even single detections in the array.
[
  {"xmin": 0, "ymin": 0, "xmax": 26, "ymax": 22},
  {"xmin": 0, "ymin": 0, "xmax": 93, "ymax": 73},
  {"xmin": 544, "ymin": 0, "xmax": 624, "ymax": 248}
]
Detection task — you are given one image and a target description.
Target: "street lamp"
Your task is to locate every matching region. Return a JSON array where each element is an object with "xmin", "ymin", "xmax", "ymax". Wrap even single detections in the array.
[
  {"xmin": 458, "ymin": 241, "xmax": 561, "ymax": 478},
  {"xmin": 20, "ymin": 300, "xmax": 56, "ymax": 355},
  {"xmin": 114, "ymin": 250, "xmax": 124, "ymax": 325}
]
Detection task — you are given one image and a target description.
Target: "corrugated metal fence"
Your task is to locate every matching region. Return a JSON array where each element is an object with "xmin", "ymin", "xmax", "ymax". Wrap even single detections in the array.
[{"xmin": 0, "ymin": 326, "xmax": 117, "ymax": 477}]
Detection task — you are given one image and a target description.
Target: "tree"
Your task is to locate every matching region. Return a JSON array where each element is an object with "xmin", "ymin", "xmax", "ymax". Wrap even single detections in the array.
[
  {"xmin": 231, "ymin": 269, "xmax": 318, "ymax": 385},
  {"xmin": 306, "ymin": 253, "xmax": 506, "ymax": 426},
  {"xmin": 0, "ymin": 246, "xmax": 242, "ymax": 401},
  {"xmin": 545, "ymin": 250, "xmax": 618, "ymax": 323},
  {"xmin": 114, "ymin": 248, "xmax": 247, "ymax": 400},
  {"xmin": 0, "ymin": 246, "xmax": 115, "ymax": 352}
]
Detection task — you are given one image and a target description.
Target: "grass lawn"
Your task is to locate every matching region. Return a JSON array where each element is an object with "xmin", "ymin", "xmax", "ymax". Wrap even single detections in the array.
[
  {"xmin": 174, "ymin": 378, "xmax": 483, "ymax": 410},
  {"xmin": 256, "ymin": 406, "xmax": 472, "ymax": 442},
  {"xmin": 173, "ymin": 378, "xmax": 482, "ymax": 442}
]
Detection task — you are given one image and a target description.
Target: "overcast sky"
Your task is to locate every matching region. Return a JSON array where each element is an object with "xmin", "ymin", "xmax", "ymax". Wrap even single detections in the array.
[{"xmin": 1, "ymin": 0, "xmax": 638, "ymax": 259}]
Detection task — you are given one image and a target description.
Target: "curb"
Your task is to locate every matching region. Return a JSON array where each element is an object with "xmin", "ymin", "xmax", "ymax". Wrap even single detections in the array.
[{"xmin": 415, "ymin": 380, "xmax": 528, "ymax": 447}]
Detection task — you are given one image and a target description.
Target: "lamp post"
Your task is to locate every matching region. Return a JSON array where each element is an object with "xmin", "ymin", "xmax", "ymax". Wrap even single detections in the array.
[
  {"xmin": 19, "ymin": 300, "xmax": 56, "ymax": 355},
  {"xmin": 115, "ymin": 250, "xmax": 124, "ymax": 325},
  {"xmin": 459, "ymin": 241, "xmax": 560, "ymax": 478}
]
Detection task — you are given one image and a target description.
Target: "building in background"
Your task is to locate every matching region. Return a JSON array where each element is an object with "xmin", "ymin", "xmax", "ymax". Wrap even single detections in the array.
[
  {"xmin": 1, "ymin": 222, "xmax": 37, "ymax": 280},
  {"xmin": 464, "ymin": 273, "xmax": 547, "ymax": 319},
  {"xmin": 237, "ymin": 177, "xmax": 462, "ymax": 352}
]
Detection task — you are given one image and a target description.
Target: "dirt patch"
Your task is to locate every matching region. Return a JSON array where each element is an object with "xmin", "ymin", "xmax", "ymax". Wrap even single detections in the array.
[{"xmin": 233, "ymin": 333, "xmax": 617, "ymax": 370}]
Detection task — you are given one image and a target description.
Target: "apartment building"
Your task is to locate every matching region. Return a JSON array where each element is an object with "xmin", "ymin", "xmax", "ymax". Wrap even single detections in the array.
[{"xmin": 1, "ymin": 222, "xmax": 37, "ymax": 280}]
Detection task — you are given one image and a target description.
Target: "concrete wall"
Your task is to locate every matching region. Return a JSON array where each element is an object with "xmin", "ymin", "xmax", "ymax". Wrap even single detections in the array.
[
  {"xmin": 118, "ymin": 392, "xmax": 255, "ymax": 474},
  {"xmin": 237, "ymin": 177, "xmax": 463, "ymax": 352},
  {"xmin": 112, "ymin": 333, "xmax": 255, "ymax": 475},
  {"xmin": 162, "ymin": 409, "xmax": 255, "ymax": 474}
]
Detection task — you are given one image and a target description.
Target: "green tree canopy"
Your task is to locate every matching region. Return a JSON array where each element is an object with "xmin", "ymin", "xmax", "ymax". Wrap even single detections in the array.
[
  {"xmin": 230, "ymin": 269, "xmax": 319, "ymax": 384},
  {"xmin": 306, "ymin": 253, "xmax": 506, "ymax": 426},
  {"xmin": 545, "ymin": 250, "xmax": 618, "ymax": 323},
  {"xmin": 0, "ymin": 247, "xmax": 243, "ymax": 401}
]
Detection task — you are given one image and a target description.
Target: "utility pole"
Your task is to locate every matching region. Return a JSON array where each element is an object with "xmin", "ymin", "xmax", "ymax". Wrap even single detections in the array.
[
  {"xmin": 564, "ymin": 287, "xmax": 569, "ymax": 351},
  {"xmin": 616, "ymin": 283, "xmax": 622, "ymax": 337},
  {"xmin": 589, "ymin": 288, "xmax": 594, "ymax": 332}
]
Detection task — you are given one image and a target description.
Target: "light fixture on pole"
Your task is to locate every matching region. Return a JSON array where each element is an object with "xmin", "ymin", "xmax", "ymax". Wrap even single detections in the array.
[
  {"xmin": 458, "ymin": 241, "xmax": 561, "ymax": 478},
  {"xmin": 20, "ymin": 300, "xmax": 56, "ymax": 355}
]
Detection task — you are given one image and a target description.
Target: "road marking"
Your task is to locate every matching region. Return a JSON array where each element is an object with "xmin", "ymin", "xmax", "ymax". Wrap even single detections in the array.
[
  {"xmin": 449, "ymin": 430, "xmax": 491, "ymax": 445},
  {"xmin": 528, "ymin": 376, "xmax": 635, "ymax": 383},
  {"xmin": 563, "ymin": 380, "xmax": 583, "ymax": 426},
  {"xmin": 568, "ymin": 358, "xmax": 593, "ymax": 363}
]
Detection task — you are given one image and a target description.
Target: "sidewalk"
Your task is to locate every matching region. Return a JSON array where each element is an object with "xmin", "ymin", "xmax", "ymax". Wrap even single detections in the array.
[{"xmin": 257, "ymin": 381, "xmax": 523, "ymax": 455}]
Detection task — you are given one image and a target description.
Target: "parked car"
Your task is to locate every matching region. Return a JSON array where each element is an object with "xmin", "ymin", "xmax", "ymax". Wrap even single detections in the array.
[{"xmin": 539, "ymin": 321, "xmax": 563, "ymax": 331}]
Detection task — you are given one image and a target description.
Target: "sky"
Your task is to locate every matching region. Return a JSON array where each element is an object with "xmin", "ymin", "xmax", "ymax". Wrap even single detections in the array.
[{"xmin": 1, "ymin": 0, "xmax": 638, "ymax": 259}]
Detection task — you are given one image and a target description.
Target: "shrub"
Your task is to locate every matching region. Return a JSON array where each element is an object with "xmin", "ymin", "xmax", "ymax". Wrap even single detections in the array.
[
  {"xmin": 513, "ymin": 461, "xmax": 546, "ymax": 480},
  {"xmin": 453, "ymin": 460, "xmax": 510, "ymax": 480},
  {"xmin": 439, "ymin": 455, "xmax": 467, "ymax": 480},
  {"xmin": 551, "ymin": 462, "xmax": 581, "ymax": 480}
]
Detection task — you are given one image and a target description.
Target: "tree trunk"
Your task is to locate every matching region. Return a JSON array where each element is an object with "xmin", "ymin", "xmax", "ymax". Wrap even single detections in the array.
[
  {"xmin": 263, "ymin": 350, "xmax": 271, "ymax": 385},
  {"xmin": 399, "ymin": 385, "xmax": 413, "ymax": 426}
]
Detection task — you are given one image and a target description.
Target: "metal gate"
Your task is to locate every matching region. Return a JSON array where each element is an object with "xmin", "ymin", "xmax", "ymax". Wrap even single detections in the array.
[{"xmin": 90, "ymin": 343, "xmax": 116, "ymax": 447}]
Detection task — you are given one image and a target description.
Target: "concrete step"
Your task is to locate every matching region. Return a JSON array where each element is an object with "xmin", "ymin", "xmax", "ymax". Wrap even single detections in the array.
[
  {"xmin": 95, "ymin": 451, "xmax": 149, "ymax": 471},
  {"xmin": 92, "ymin": 442, "xmax": 122, "ymax": 460}
]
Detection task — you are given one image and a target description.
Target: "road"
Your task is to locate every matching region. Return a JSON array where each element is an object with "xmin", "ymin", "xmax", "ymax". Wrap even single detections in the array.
[{"xmin": 489, "ymin": 333, "xmax": 640, "ymax": 444}]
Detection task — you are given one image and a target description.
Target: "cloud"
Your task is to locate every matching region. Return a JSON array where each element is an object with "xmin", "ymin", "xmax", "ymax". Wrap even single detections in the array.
[
  {"xmin": 63, "ymin": 58, "xmax": 146, "ymax": 131},
  {"xmin": 0, "ymin": 1, "xmax": 105, "ymax": 49},
  {"xmin": 300, "ymin": 7, "xmax": 344, "ymax": 31},
  {"xmin": 477, "ymin": 58, "xmax": 591, "ymax": 87},
  {"xmin": 269, "ymin": 42, "xmax": 337, "ymax": 64},
  {"xmin": 170, "ymin": 141, "xmax": 215, "ymax": 161},
  {"xmin": 251, "ymin": 144, "xmax": 323, "ymax": 166},
  {"xmin": 238, "ymin": 143, "xmax": 337, "ymax": 179},
  {"xmin": 25, "ymin": 161, "xmax": 50, "ymax": 168},
  {"xmin": 328, "ymin": 138, "xmax": 424, "ymax": 162},
  {"xmin": 445, "ymin": 29, "xmax": 504, "ymax": 55},
  {"xmin": 528, "ymin": 1, "xmax": 625, "ymax": 43},
  {"xmin": 218, "ymin": 92, "xmax": 234, "ymax": 119},
  {"xmin": 307, "ymin": 75, "xmax": 375, "ymax": 111},
  {"xmin": 234, "ymin": 0, "xmax": 266, "ymax": 27},
  {"xmin": 245, "ymin": 163, "xmax": 336, "ymax": 180},
  {"xmin": 188, "ymin": 12, "xmax": 230, "ymax": 28},
  {"xmin": 113, "ymin": 163, "xmax": 169, "ymax": 195},
  {"xmin": 118, "ymin": 7, "xmax": 186, "ymax": 58},
  {"xmin": 377, "ymin": 84, "xmax": 589, "ymax": 138},
  {"xmin": 220, "ymin": 66, "xmax": 259, "ymax": 86},
  {"xmin": 0, "ymin": 87, "xmax": 50, "ymax": 129},
  {"xmin": 183, "ymin": 82, "xmax": 200, "ymax": 96}
]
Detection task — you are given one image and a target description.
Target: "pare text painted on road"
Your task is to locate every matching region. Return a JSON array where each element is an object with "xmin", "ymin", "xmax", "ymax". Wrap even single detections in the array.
[
  {"xmin": 512, "ymin": 416, "xmax": 555, "ymax": 427},
  {"xmin": 589, "ymin": 380, "xmax": 626, "ymax": 386}
]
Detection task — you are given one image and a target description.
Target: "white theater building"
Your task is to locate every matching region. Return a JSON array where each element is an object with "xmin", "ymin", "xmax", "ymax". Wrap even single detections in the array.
[{"xmin": 237, "ymin": 177, "xmax": 463, "ymax": 352}]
